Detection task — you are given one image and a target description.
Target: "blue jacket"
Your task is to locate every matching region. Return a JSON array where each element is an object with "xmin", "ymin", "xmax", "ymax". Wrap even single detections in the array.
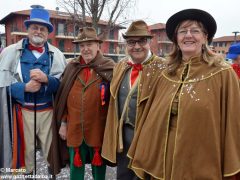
[{"xmin": 10, "ymin": 39, "xmax": 61, "ymax": 105}]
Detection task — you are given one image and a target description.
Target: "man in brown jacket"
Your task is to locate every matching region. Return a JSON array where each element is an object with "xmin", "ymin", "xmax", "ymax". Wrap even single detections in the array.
[
  {"xmin": 101, "ymin": 20, "xmax": 166, "ymax": 179},
  {"xmin": 48, "ymin": 27, "xmax": 115, "ymax": 180}
]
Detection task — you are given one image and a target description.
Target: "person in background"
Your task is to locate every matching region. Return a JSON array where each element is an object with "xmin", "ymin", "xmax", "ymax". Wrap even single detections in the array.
[
  {"xmin": 0, "ymin": 5, "xmax": 66, "ymax": 177},
  {"xmin": 48, "ymin": 27, "xmax": 115, "ymax": 180},
  {"xmin": 101, "ymin": 20, "xmax": 165, "ymax": 179},
  {"xmin": 127, "ymin": 9, "xmax": 240, "ymax": 180},
  {"xmin": 226, "ymin": 42, "xmax": 240, "ymax": 78}
]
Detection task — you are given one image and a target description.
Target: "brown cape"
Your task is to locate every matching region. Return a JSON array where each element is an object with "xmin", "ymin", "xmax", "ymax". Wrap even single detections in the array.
[
  {"xmin": 101, "ymin": 54, "xmax": 166, "ymax": 164},
  {"xmin": 128, "ymin": 56, "xmax": 240, "ymax": 179}
]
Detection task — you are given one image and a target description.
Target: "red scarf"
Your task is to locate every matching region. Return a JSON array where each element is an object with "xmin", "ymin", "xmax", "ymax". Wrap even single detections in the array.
[
  {"xmin": 127, "ymin": 61, "xmax": 143, "ymax": 86},
  {"xmin": 232, "ymin": 63, "xmax": 240, "ymax": 79},
  {"xmin": 80, "ymin": 58, "xmax": 91, "ymax": 83}
]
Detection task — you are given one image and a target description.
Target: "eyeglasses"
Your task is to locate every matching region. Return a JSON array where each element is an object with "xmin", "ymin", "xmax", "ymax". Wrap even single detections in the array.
[
  {"xmin": 126, "ymin": 38, "xmax": 148, "ymax": 47},
  {"xmin": 29, "ymin": 25, "xmax": 48, "ymax": 33},
  {"xmin": 177, "ymin": 28, "xmax": 202, "ymax": 36}
]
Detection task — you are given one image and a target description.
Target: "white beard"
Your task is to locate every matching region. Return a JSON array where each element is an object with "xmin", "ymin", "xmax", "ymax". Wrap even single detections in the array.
[{"xmin": 32, "ymin": 36, "xmax": 45, "ymax": 45}]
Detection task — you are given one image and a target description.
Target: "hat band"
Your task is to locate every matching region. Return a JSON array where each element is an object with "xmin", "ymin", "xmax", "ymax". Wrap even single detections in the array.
[
  {"xmin": 26, "ymin": 18, "xmax": 51, "ymax": 24},
  {"xmin": 125, "ymin": 30, "xmax": 152, "ymax": 37}
]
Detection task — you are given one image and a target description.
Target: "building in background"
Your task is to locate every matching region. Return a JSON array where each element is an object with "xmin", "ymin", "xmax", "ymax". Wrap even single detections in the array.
[
  {"xmin": 4, "ymin": 8, "xmax": 236, "ymax": 60},
  {"xmin": 0, "ymin": 8, "xmax": 125, "ymax": 61},
  {"xmin": 96, "ymin": 22, "xmax": 173, "ymax": 58},
  {"xmin": 148, "ymin": 23, "xmax": 172, "ymax": 57},
  {"xmin": 212, "ymin": 35, "xmax": 240, "ymax": 57}
]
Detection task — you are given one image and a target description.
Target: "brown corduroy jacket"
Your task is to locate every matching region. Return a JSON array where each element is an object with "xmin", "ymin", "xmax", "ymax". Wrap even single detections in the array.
[{"xmin": 66, "ymin": 69, "xmax": 109, "ymax": 147}]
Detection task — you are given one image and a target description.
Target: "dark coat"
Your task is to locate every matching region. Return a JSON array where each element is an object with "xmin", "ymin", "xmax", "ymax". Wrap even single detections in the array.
[{"xmin": 48, "ymin": 52, "xmax": 115, "ymax": 175}]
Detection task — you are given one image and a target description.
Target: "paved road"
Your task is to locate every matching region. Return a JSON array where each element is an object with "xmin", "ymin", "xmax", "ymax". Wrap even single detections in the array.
[{"xmin": 36, "ymin": 151, "xmax": 117, "ymax": 180}]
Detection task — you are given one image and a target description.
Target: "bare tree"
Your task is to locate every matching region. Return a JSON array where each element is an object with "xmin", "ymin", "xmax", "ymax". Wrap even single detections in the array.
[{"xmin": 56, "ymin": 0, "xmax": 136, "ymax": 39}]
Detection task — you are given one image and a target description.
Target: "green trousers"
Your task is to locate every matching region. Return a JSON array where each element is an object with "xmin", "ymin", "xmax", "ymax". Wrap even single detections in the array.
[{"xmin": 69, "ymin": 141, "xmax": 106, "ymax": 180}]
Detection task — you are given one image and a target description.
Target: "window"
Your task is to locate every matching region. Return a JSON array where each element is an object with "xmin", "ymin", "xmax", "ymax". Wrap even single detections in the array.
[
  {"xmin": 75, "ymin": 25, "xmax": 80, "ymax": 37},
  {"xmin": 97, "ymin": 27, "xmax": 101, "ymax": 34},
  {"xmin": 109, "ymin": 42, "xmax": 114, "ymax": 54},
  {"xmin": 109, "ymin": 30, "xmax": 114, "ymax": 39},
  {"xmin": 119, "ymin": 44, "xmax": 125, "ymax": 54},
  {"xmin": 58, "ymin": 39, "xmax": 64, "ymax": 51},
  {"xmin": 11, "ymin": 21, "xmax": 18, "ymax": 32},
  {"xmin": 75, "ymin": 44, "xmax": 80, "ymax": 52},
  {"xmin": 164, "ymin": 35, "xmax": 170, "ymax": 41},
  {"xmin": 57, "ymin": 23, "xmax": 64, "ymax": 35}
]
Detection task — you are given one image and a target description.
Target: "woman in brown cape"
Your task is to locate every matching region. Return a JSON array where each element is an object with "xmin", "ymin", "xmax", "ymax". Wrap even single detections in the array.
[{"xmin": 127, "ymin": 9, "xmax": 240, "ymax": 180}]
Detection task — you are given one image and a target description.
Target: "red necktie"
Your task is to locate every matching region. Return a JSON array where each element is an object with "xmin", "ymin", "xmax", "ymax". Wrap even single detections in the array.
[
  {"xmin": 80, "ymin": 58, "xmax": 91, "ymax": 83},
  {"xmin": 28, "ymin": 44, "xmax": 44, "ymax": 53},
  {"xmin": 127, "ymin": 61, "xmax": 143, "ymax": 86}
]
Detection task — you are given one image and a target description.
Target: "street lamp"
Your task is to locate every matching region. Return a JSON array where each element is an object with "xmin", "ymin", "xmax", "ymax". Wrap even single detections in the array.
[{"xmin": 232, "ymin": 31, "xmax": 240, "ymax": 43}]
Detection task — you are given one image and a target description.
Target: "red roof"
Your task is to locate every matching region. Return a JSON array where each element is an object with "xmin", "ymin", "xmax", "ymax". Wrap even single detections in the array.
[
  {"xmin": 0, "ymin": 9, "xmax": 124, "ymax": 28},
  {"xmin": 149, "ymin": 23, "xmax": 166, "ymax": 30},
  {"xmin": 213, "ymin": 35, "xmax": 240, "ymax": 42}
]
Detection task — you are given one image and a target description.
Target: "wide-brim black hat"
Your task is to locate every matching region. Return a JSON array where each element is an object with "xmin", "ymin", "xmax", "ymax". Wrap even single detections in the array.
[{"xmin": 166, "ymin": 9, "xmax": 217, "ymax": 42}]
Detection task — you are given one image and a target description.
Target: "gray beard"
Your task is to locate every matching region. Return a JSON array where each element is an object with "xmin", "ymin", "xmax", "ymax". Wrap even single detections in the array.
[{"xmin": 32, "ymin": 36, "xmax": 45, "ymax": 45}]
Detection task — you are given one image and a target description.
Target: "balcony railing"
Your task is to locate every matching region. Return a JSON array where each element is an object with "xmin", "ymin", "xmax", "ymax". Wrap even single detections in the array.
[{"xmin": 10, "ymin": 26, "xmax": 27, "ymax": 36}]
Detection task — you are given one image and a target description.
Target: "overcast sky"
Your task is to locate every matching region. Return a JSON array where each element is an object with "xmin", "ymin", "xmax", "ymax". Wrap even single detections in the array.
[{"xmin": 0, "ymin": 0, "xmax": 239, "ymax": 38}]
